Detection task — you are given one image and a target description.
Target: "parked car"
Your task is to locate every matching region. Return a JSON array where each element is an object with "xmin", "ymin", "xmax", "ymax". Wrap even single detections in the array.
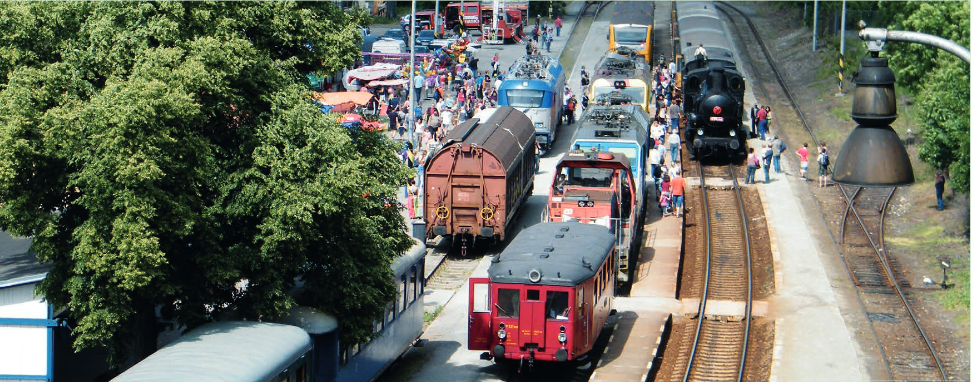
[
  {"xmin": 382, "ymin": 29, "xmax": 408, "ymax": 47},
  {"xmin": 416, "ymin": 30, "xmax": 436, "ymax": 47},
  {"xmin": 372, "ymin": 38, "xmax": 408, "ymax": 54}
]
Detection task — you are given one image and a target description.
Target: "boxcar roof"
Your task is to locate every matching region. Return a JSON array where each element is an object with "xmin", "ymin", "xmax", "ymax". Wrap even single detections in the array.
[
  {"xmin": 114, "ymin": 321, "xmax": 311, "ymax": 382},
  {"xmin": 488, "ymin": 222, "xmax": 615, "ymax": 287},
  {"xmin": 438, "ymin": 106, "xmax": 535, "ymax": 169}
]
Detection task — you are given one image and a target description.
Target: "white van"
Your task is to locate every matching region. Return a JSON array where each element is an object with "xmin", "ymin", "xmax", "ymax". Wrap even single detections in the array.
[{"xmin": 372, "ymin": 38, "xmax": 407, "ymax": 54}]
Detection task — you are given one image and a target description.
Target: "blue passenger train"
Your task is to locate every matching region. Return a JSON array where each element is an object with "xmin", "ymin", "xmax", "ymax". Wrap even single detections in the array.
[
  {"xmin": 113, "ymin": 241, "xmax": 427, "ymax": 382},
  {"xmin": 497, "ymin": 54, "xmax": 566, "ymax": 153},
  {"xmin": 570, "ymin": 104, "xmax": 651, "ymax": 188}
]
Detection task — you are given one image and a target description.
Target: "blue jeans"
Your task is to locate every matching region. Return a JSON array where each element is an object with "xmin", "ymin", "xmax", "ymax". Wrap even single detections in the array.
[
  {"xmin": 670, "ymin": 143, "xmax": 679, "ymax": 163},
  {"xmin": 670, "ymin": 118, "xmax": 679, "ymax": 131},
  {"xmin": 937, "ymin": 188, "xmax": 944, "ymax": 210},
  {"xmin": 773, "ymin": 155, "xmax": 781, "ymax": 173},
  {"xmin": 758, "ymin": 120, "xmax": 767, "ymax": 140},
  {"xmin": 763, "ymin": 162, "xmax": 771, "ymax": 182},
  {"xmin": 556, "ymin": 26, "xmax": 561, "ymax": 36},
  {"xmin": 746, "ymin": 165, "xmax": 757, "ymax": 184}
]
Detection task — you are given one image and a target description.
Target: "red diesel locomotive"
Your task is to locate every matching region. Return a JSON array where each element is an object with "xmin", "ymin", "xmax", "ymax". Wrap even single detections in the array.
[{"xmin": 468, "ymin": 222, "xmax": 616, "ymax": 368}]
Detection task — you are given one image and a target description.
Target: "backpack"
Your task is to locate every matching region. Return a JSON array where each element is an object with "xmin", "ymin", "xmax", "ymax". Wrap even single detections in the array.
[{"xmin": 819, "ymin": 152, "xmax": 830, "ymax": 166}]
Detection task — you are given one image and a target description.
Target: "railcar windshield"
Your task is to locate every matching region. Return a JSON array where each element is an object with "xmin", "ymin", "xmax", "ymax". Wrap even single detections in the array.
[
  {"xmin": 503, "ymin": 89, "xmax": 547, "ymax": 108},
  {"xmin": 546, "ymin": 291, "xmax": 570, "ymax": 320},
  {"xmin": 496, "ymin": 288, "xmax": 520, "ymax": 318},
  {"xmin": 613, "ymin": 26, "xmax": 648, "ymax": 43},
  {"xmin": 559, "ymin": 167, "xmax": 614, "ymax": 188},
  {"xmin": 591, "ymin": 85, "xmax": 647, "ymax": 105}
]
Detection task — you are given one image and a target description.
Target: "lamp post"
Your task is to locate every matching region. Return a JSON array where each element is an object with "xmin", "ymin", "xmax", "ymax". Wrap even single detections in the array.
[
  {"xmin": 408, "ymin": 0, "xmax": 416, "ymax": 148},
  {"xmin": 831, "ymin": 23, "xmax": 971, "ymax": 186}
]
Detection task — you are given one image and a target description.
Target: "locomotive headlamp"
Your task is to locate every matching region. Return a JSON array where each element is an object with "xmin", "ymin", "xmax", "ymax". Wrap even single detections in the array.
[
  {"xmin": 831, "ymin": 52, "xmax": 914, "ymax": 186},
  {"xmin": 697, "ymin": 129, "xmax": 704, "ymax": 136},
  {"xmin": 729, "ymin": 129, "xmax": 736, "ymax": 137},
  {"xmin": 497, "ymin": 328, "xmax": 507, "ymax": 339},
  {"xmin": 558, "ymin": 326, "xmax": 567, "ymax": 343}
]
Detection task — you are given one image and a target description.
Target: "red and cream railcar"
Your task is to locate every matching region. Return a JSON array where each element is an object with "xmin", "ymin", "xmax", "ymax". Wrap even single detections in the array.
[{"xmin": 468, "ymin": 222, "xmax": 616, "ymax": 368}]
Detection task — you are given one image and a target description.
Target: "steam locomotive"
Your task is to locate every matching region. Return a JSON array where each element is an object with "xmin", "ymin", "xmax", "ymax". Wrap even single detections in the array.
[{"xmin": 675, "ymin": 2, "xmax": 751, "ymax": 159}]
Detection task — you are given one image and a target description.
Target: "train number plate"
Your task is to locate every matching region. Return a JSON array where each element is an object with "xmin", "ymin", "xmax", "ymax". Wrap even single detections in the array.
[{"xmin": 709, "ymin": 116, "xmax": 724, "ymax": 122}]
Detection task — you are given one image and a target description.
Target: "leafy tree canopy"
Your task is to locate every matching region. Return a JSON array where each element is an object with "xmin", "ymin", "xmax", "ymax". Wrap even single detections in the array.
[
  {"xmin": 878, "ymin": 1, "xmax": 970, "ymax": 192},
  {"xmin": 0, "ymin": 1, "xmax": 411, "ymax": 365}
]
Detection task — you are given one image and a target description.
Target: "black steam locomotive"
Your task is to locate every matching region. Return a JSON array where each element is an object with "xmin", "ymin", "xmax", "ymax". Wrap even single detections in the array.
[{"xmin": 675, "ymin": 2, "xmax": 751, "ymax": 159}]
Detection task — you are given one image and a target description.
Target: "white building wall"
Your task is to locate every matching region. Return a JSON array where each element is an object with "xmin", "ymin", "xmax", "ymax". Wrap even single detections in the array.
[{"xmin": 0, "ymin": 283, "xmax": 50, "ymax": 379}]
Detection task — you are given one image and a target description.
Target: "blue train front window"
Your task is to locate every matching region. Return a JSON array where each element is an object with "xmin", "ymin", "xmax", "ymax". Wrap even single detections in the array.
[{"xmin": 505, "ymin": 89, "xmax": 546, "ymax": 108}]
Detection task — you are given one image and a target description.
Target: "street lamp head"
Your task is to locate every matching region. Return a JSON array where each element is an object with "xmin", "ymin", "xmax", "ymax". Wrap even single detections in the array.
[{"xmin": 832, "ymin": 53, "xmax": 915, "ymax": 186}]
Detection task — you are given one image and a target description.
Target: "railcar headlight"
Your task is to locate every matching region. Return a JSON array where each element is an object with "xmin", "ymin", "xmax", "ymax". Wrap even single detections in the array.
[
  {"xmin": 498, "ymin": 329, "xmax": 507, "ymax": 339},
  {"xmin": 730, "ymin": 129, "xmax": 737, "ymax": 137},
  {"xmin": 534, "ymin": 122, "xmax": 545, "ymax": 128},
  {"xmin": 698, "ymin": 129, "xmax": 704, "ymax": 136},
  {"xmin": 558, "ymin": 326, "xmax": 567, "ymax": 343}
]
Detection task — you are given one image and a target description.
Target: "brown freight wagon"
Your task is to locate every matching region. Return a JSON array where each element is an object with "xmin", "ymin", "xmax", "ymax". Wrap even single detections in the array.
[{"xmin": 423, "ymin": 106, "xmax": 536, "ymax": 254}]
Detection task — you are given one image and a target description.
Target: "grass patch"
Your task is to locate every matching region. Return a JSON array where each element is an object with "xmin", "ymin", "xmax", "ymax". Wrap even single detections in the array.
[
  {"xmin": 830, "ymin": 106, "xmax": 852, "ymax": 122},
  {"xmin": 940, "ymin": 269, "xmax": 970, "ymax": 319},
  {"xmin": 423, "ymin": 305, "xmax": 444, "ymax": 324},
  {"xmin": 885, "ymin": 222, "xmax": 965, "ymax": 250}
]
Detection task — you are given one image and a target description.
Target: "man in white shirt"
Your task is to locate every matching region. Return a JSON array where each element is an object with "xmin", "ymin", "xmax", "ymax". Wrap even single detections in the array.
[{"xmin": 668, "ymin": 131, "xmax": 681, "ymax": 164}]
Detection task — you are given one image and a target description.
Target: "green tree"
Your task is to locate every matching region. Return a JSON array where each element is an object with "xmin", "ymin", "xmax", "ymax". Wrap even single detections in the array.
[
  {"xmin": 880, "ymin": 1, "xmax": 970, "ymax": 192},
  {"xmin": 0, "ymin": 1, "xmax": 411, "ymax": 366}
]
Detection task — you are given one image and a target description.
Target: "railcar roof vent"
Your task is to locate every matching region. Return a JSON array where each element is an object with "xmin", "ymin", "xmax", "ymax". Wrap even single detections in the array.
[
  {"xmin": 555, "ymin": 233, "xmax": 565, "ymax": 238},
  {"xmin": 539, "ymin": 253, "xmax": 550, "ymax": 258},
  {"xmin": 559, "ymin": 226, "xmax": 570, "ymax": 232},
  {"xmin": 581, "ymin": 257, "xmax": 592, "ymax": 269},
  {"xmin": 492, "ymin": 255, "xmax": 501, "ymax": 263},
  {"xmin": 543, "ymin": 246, "xmax": 554, "ymax": 252}
]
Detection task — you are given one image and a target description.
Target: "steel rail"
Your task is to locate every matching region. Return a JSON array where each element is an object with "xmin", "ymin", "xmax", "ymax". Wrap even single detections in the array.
[
  {"xmin": 682, "ymin": 163, "xmax": 753, "ymax": 382},
  {"xmin": 714, "ymin": 2, "xmax": 948, "ymax": 381}
]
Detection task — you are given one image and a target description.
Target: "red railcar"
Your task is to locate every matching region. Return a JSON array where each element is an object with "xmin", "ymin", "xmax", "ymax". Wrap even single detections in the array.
[
  {"xmin": 469, "ymin": 222, "xmax": 616, "ymax": 368},
  {"xmin": 544, "ymin": 150, "xmax": 640, "ymax": 283},
  {"xmin": 423, "ymin": 107, "xmax": 536, "ymax": 253}
]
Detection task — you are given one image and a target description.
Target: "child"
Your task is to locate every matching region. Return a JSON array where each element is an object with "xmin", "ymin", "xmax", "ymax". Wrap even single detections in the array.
[{"xmin": 659, "ymin": 192, "xmax": 670, "ymax": 216}]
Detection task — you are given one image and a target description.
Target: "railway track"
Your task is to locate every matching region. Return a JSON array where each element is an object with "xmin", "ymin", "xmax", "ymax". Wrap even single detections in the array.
[
  {"xmin": 714, "ymin": 2, "xmax": 950, "ymax": 381},
  {"xmin": 666, "ymin": 163, "xmax": 754, "ymax": 382}
]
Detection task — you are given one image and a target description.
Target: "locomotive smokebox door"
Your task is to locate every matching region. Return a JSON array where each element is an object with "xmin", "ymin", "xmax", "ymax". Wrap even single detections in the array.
[{"xmin": 468, "ymin": 278, "xmax": 493, "ymax": 350}]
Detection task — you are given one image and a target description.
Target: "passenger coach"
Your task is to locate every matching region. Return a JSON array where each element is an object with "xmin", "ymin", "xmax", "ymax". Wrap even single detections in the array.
[{"xmin": 469, "ymin": 223, "xmax": 616, "ymax": 369}]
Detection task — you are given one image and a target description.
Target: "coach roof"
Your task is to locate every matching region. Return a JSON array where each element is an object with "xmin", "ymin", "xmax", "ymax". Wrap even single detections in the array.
[{"xmin": 488, "ymin": 222, "xmax": 615, "ymax": 287}]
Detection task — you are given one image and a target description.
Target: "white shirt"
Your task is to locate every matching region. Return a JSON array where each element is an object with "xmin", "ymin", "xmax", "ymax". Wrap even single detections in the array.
[
  {"xmin": 669, "ymin": 132, "xmax": 681, "ymax": 145},
  {"xmin": 649, "ymin": 148, "xmax": 662, "ymax": 165}
]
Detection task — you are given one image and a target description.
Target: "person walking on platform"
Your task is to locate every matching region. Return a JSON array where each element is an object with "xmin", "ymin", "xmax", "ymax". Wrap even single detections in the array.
[
  {"xmin": 555, "ymin": 16, "xmax": 562, "ymax": 37},
  {"xmin": 756, "ymin": 106, "xmax": 768, "ymax": 140},
  {"xmin": 761, "ymin": 144, "xmax": 773, "ymax": 183},
  {"xmin": 668, "ymin": 130, "xmax": 681, "ymax": 164},
  {"xmin": 670, "ymin": 170, "xmax": 686, "ymax": 218},
  {"xmin": 771, "ymin": 136, "xmax": 785, "ymax": 173},
  {"xmin": 745, "ymin": 147, "xmax": 759, "ymax": 184}
]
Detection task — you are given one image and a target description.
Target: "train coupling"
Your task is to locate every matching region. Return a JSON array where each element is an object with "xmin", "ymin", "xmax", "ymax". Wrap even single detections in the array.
[{"xmin": 480, "ymin": 351, "xmax": 493, "ymax": 360}]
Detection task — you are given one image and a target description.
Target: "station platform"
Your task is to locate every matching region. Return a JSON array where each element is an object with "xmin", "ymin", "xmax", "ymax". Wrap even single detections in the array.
[
  {"xmin": 590, "ymin": 312, "xmax": 670, "ymax": 382},
  {"xmin": 631, "ymin": 212, "xmax": 682, "ymax": 298}
]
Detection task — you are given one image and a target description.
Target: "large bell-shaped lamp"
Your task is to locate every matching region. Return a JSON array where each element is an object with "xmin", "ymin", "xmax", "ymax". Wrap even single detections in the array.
[{"xmin": 831, "ymin": 53, "xmax": 915, "ymax": 186}]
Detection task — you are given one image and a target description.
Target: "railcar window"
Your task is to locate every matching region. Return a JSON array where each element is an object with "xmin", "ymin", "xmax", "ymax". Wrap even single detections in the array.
[
  {"xmin": 386, "ymin": 304, "xmax": 395, "ymax": 324},
  {"xmin": 410, "ymin": 269, "xmax": 419, "ymax": 305},
  {"xmin": 473, "ymin": 283, "xmax": 490, "ymax": 312},
  {"xmin": 526, "ymin": 289, "xmax": 540, "ymax": 301},
  {"xmin": 399, "ymin": 278, "xmax": 407, "ymax": 315},
  {"xmin": 614, "ymin": 26, "xmax": 648, "ymax": 43},
  {"xmin": 546, "ymin": 291, "xmax": 570, "ymax": 320},
  {"xmin": 504, "ymin": 89, "xmax": 546, "ymax": 108},
  {"xmin": 496, "ymin": 288, "xmax": 520, "ymax": 318},
  {"xmin": 577, "ymin": 288, "xmax": 585, "ymax": 317}
]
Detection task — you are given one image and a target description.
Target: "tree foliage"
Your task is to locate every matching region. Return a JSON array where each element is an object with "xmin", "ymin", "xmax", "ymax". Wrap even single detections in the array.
[
  {"xmin": 878, "ymin": 1, "xmax": 970, "ymax": 192},
  {"xmin": 0, "ymin": 1, "xmax": 411, "ymax": 365}
]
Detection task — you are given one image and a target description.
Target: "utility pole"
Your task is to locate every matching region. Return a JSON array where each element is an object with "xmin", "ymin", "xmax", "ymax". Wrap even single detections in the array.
[
  {"xmin": 812, "ymin": 1, "xmax": 818, "ymax": 51},
  {"xmin": 837, "ymin": 0, "xmax": 846, "ymax": 95},
  {"xmin": 409, "ymin": 0, "xmax": 416, "ymax": 147},
  {"xmin": 434, "ymin": 0, "xmax": 440, "ymax": 37}
]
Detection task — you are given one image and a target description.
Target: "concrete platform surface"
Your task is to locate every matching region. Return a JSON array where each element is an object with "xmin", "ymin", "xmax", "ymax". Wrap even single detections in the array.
[{"xmin": 589, "ymin": 312, "xmax": 670, "ymax": 382}]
